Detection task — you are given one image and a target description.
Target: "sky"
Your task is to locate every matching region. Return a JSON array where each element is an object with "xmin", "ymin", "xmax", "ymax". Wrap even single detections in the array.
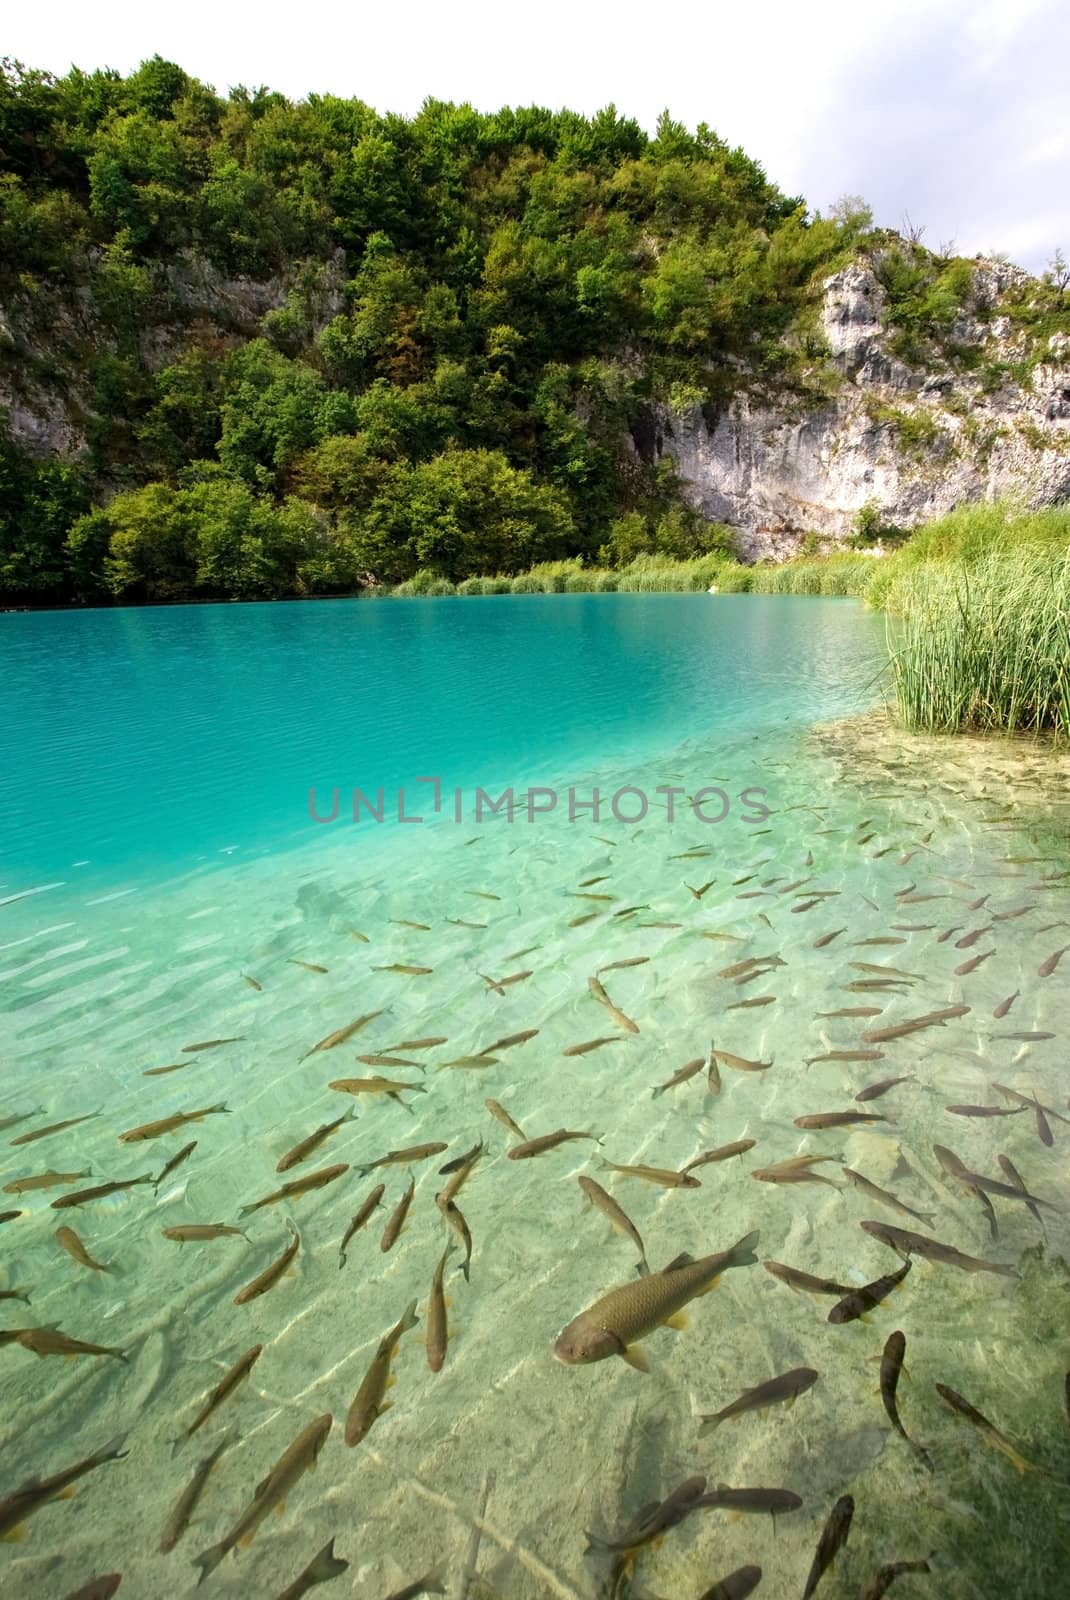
[{"xmin": 6, "ymin": 0, "xmax": 1067, "ymax": 271}]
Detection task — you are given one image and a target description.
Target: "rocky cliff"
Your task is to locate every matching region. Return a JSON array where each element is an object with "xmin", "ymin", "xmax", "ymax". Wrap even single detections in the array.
[{"xmin": 645, "ymin": 258, "xmax": 1070, "ymax": 559}]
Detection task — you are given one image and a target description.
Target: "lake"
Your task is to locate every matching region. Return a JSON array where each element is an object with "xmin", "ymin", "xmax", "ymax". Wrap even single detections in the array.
[{"xmin": 1, "ymin": 593, "xmax": 1067, "ymax": 1600}]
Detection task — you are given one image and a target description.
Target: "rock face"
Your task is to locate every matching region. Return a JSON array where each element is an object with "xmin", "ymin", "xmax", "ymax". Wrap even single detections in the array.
[{"xmin": 649, "ymin": 258, "xmax": 1070, "ymax": 560}]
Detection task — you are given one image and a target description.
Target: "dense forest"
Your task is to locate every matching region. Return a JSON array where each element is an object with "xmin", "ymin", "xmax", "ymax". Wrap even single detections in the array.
[{"xmin": 1, "ymin": 56, "xmax": 1064, "ymax": 604}]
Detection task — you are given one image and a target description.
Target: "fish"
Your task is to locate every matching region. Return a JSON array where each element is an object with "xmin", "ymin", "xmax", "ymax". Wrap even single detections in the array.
[
  {"xmin": 683, "ymin": 1140, "xmax": 756, "ymax": 1173},
  {"xmin": 752, "ymin": 1155, "xmax": 843, "ymax": 1188},
  {"xmin": 52, "ymin": 1175, "xmax": 154, "ymax": 1209},
  {"xmin": 338, "ymin": 1184, "xmax": 386, "ymax": 1267},
  {"xmin": 860, "ymin": 1219, "xmax": 1019, "ymax": 1276},
  {"xmin": 15, "ymin": 1326, "xmax": 127, "ymax": 1361},
  {"xmin": 155, "ymin": 1141, "xmax": 197, "ymax": 1189},
  {"xmin": 0, "ymin": 1210, "xmax": 21, "ymax": 1225},
  {"xmin": 288, "ymin": 960, "xmax": 328, "ymax": 973},
  {"xmin": 485, "ymin": 1099, "xmax": 526, "ymax": 1141},
  {"xmin": 160, "ymin": 1430, "xmax": 238, "ymax": 1552},
  {"xmin": 935, "ymin": 1154, "xmax": 1060, "ymax": 1213},
  {"xmin": 356, "ymin": 1055, "xmax": 425, "ymax": 1070},
  {"xmin": 687, "ymin": 881, "xmax": 717, "ymax": 899},
  {"xmin": 880, "ymin": 1330, "xmax": 932, "ymax": 1469},
  {"xmin": 794, "ymin": 1112, "xmax": 890, "ymax": 1129},
  {"xmin": 55, "ymin": 1226, "xmax": 110, "ymax": 1272},
  {"xmin": 192, "ymin": 1414, "xmax": 333, "ymax": 1582},
  {"xmin": 436, "ymin": 1196, "xmax": 473, "ymax": 1279},
  {"xmin": 588, "ymin": 975, "xmax": 639, "ymax": 1034},
  {"xmin": 273, "ymin": 1537, "xmax": 350, "ymax": 1600},
  {"xmin": 4, "ymin": 1169, "xmax": 91, "ymax": 1195},
  {"xmin": 0, "ymin": 1107, "xmax": 45, "ymax": 1133},
  {"xmin": 563, "ymin": 1037, "xmax": 620, "ymax": 1056},
  {"xmin": 997, "ymin": 1155, "xmax": 1046, "ymax": 1235},
  {"xmin": 597, "ymin": 957, "xmax": 651, "ymax": 974},
  {"xmin": 584, "ymin": 1474, "xmax": 708, "ymax": 1553},
  {"xmin": 61, "ymin": 1576, "xmax": 123, "ymax": 1600},
  {"xmin": 381, "ymin": 1176, "xmax": 416, "ymax": 1253},
  {"xmin": 801, "ymin": 1494, "xmax": 854, "ymax": 1600},
  {"xmin": 600, "ymin": 1159, "xmax": 700, "ymax": 1189},
  {"xmin": 0, "ymin": 1287, "xmax": 32, "ymax": 1304},
  {"xmin": 178, "ymin": 1345, "xmax": 263, "ymax": 1447},
  {"xmin": 991, "ymin": 1031, "xmax": 1055, "ymax": 1042},
  {"xmin": 10, "ymin": 1111, "xmax": 100, "ymax": 1147},
  {"xmin": 0, "ymin": 1433, "xmax": 128, "ymax": 1541},
  {"xmin": 578, "ymin": 1177, "xmax": 649, "ymax": 1275},
  {"xmin": 437, "ymin": 1056, "xmax": 500, "ymax": 1071},
  {"xmin": 242, "ymin": 974, "xmax": 262, "ymax": 991},
  {"xmin": 727, "ymin": 995, "xmax": 777, "ymax": 1010},
  {"xmin": 860, "ymin": 1556, "xmax": 933, "ymax": 1600},
  {"xmin": 119, "ymin": 1105, "xmax": 230, "ymax": 1142},
  {"xmin": 861, "ymin": 1006, "xmax": 969, "ymax": 1043},
  {"xmin": 436, "ymin": 1142, "xmax": 484, "ymax": 1206},
  {"xmin": 381, "ymin": 1571, "xmax": 446, "ymax": 1600},
  {"xmin": 954, "ymin": 925, "xmax": 991, "ymax": 948},
  {"xmin": 706, "ymin": 1047, "xmax": 721, "ymax": 1094},
  {"xmin": 993, "ymin": 1083, "xmax": 1070, "ymax": 1124},
  {"xmin": 955, "ymin": 950, "xmax": 994, "ymax": 976},
  {"xmin": 239, "ymin": 1163, "xmax": 349, "ymax": 1216},
  {"xmin": 143, "ymin": 1064, "xmax": 191, "ymax": 1077},
  {"xmin": 391, "ymin": 920, "xmax": 430, "ymax": 930},
  {"xmin": 277, "ymin": 1109, "xmax": 356, "ymax": 1173},
  {"xmin": 693, "ymin": 1566, "xmax": 763, "ymax": 1600},
  {"xmin": 651, "ymin": 1057, "xmax": 705, "ymax": 1096},
  {"xmin": 569, "ymin": 912, "xmax": 599, "ymax": 928},
  {"xmin": 828, "ymin": 1259, "xmax": 912, "ymax": 1324},
  {"xmin": 345, "ymin": 1300, "xmax": 419, "ymax": 1445},
  {"xmin": 818, "ymin": 1008, "xmax": 884, "ymax": 1019},
  {"xmin": 554, "ymin": 1230, "xmax": 760, "ymax": 1371},
  {"xmin": 438, "ymin": 1141, "xmax": 483, "ymax": 1176},
  {"xmin": 1038, "ymin": 944, "xmax": 1069, "ymax": 977},
  {"xmin": 848, "ymin": 963, "xmax": 925, "ymax": 979},
  {"xmin": 163, "ymin": 1224, "xmax": 249, "ymax": 1242},
  {"xmin": 841, "ymin": 1168, "xmax": 934, "ymax": 1227},
  {"xmin": 301, "ymin": 1011, "xmax": 386, "ymax": 1058},
  {"xmin": 446, "ymin": 918, "xmax": 487, "ymax": 929},
  {"xmin": 935, "ymin": 1383, "xmax": 1038, "ymax": 1473},
  {"xmin": 425, "ymin": 1243, "xmax": 456, "ymax": 1372},
  {"xmin": 508, "ymin": 1129, "xmax": 601, "ymax": 1159},
  {"xmin": 715, "ymin": 956, "xmax": 784, "ymax": 980},
  {"xmin": 806, "ymin": 1051, "xmax": 885, "ymax": 1066},
  {"xmin": 710, "ymin": 1048, "xmax": 772, "ymax": 1073},
  {"xmin": 697, "ymin": 1486, "xmax": 802, "ymax": 1516},
  {"xmin": 991, "ymin": 905, "xmax": 1037, "ymax": 921},
  {"xmin": 359, "ymin": 1144, "xmax": 448, "ymax": 1180},
  {"xmin": 813, "ymin": 929, "xmax": 846, "ymax": 948},
  {"xmin": 945, "ymin": 1104, "xmax": 1027, "ymax": 1118},
  {"xmin": 374, "ymin": 964, "xmax": 433, "ymax": 975},
  {"xmin": 328, "ymin": 1077, "xmax": 427, "ymax": 1103},
  {"xmin": 698, "ymin": 1367, "xmax": 819, "ymax": 1431},
  {"xmin": 182, "ymin": 1038, "xmax": 243, "ymax": 1052},
  {"xmin": 855, "ymin": 1077, "xmax": 913, "ymax": 1102},
  {"xmin": 477, "ymin": 1028, "xmax": 539, "ymax": 1055},
  {"xmin": 234, "ymin": 1222, "xmax": 301, "ymax": 1304},
  {"xmin": 385, "ymin": 1037, "xmax": 448, "ymax": 1052}
]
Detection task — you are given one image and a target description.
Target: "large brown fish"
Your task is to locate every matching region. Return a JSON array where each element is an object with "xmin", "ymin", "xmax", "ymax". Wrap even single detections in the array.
[
  {"xmin": 0, "ymin": 1434, "xmax": 128, "ymax": 1541},
  {"xmin": 192, "ymin": 1414, "xmax": 333, "ymax": 1582},
  {"xmin": 345, "ymin": 1301, "xmax": 419, "ymax": 1445},
  {"xmin": 554, "ymin": 1230, "xmax": 759, "ymax": 1371}
]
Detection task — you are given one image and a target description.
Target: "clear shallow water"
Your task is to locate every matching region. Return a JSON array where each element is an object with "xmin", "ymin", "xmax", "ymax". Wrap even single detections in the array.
[{"xmin": 1, "ymin": 596, "xmax": 1069, "ymax": 1600}]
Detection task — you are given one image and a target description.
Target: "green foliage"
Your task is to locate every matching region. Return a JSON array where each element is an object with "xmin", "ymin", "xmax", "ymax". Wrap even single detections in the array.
[{"xmin": 0, "ymin": 422, "xmax": 91, "ymax": 598}]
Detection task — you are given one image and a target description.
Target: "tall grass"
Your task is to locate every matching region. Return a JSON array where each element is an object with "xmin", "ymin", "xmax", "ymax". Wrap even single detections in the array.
[{"xmin": 886, "ymin": 550, "xmax": 1070, "ymax": 738}]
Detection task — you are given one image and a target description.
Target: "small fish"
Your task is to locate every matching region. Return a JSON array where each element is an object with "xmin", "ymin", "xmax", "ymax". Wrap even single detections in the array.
[
  {"xmin": 1038, "ymin": 944, "xmax": 1069, "ymax": 977},
  {"xmin": 651, "ymin": 1058, "xmax": 705, "ymax": 1097},
  {"xmin": 277, "ymin": 1109, "xmax": 356, "ymax": 1173},
  {"xmin": 477, "ymin": 1028, "xmax": 539, "ymax": 1055},
  {"xmin": 698, "ymin": 1367, "xmax": 819, "ymax": 1431},
  {"xmin": 437, "ymin": 1056, "xmax": 500, "ymax": 1071},
  {"xmin": 955, "ymin": 949, "xmax": 994, "ymax": 976},
  {"xmin": 855, "ymin": 1076, "xmax": 913, "ymax": 1102},
  {"xmin": 0, "ymin": 1433, "xmax": 128, "ymax": 1541},
  {"xmin": 861, "ymin": 1006, "xmax": 969, "ymax": 1043},
  {"xmin": 817, "ymin": 1008, "xmax": 884, "ymax": 1019},
  {"xmin": 374, "ymin": 964, "xmax": 433, "ymax": 975},
  {"xmin": 828, "ymin": 1259, "xmax": 912, "ymax": 1324},
  {"xmin": 764, "ymin": 1260, "xmax": 854, "ymax": 1298},
  {"xmin": 338, "ymin": 1184, "xmax": 386, "ymax": 1267},
  {"xmin": 880, "ymin": 1330, "xmax": 932, "ymax": 1469},
  {"xmin": 991, "ymin": 904, "xmax": 1037, "ymax": 921},
  {"xmin": 993, "ymin": 1082, "xmax": 1070, "ymax": 1125},
  {"xmin": 997, "ymin": 1154, "xmax": 1046, "ymax": 1235},
  {"xmin": 990, "ymin": 1031, "xmax": 1055, "ymax": 1042},
  {"xmin": 329, "ymin": 1077, "xmax": 427, "ymax": 1103},
  {"xmin": 391, "ymin": 919, "xmax": 430, "ymax": 930},
  {"xmin": 160, "ymin": 1430, "xmax": 237, "ymax": 1553},
  {"xmin": 52, "ymin": 1175, "xmax": 154, "ymax": 1209},
  {"xmin": 597, "ymin": 956, "xmax": 651, "ymax": 974},
  {"xmin": 508, "ymin": 1128, "xmax": 601, "ymax": 1159},
  {"xmin": 584, "ymin": 1474, "xmax": 708, "ymax": 1553},
  {"xmin": 726, "ymin": 995, "xmax": 777, "ymax": 1010},
  {"xmin": 192, "ymin": 1414, "xmax": 332, "ymax": 1581},
  {"xmin": 178, "ymin": 1345, "xmax": 263, "ymax": 1446},
  {"xmin": 0, "ymin": 1210, "xmax": 22, "ymax": 1225},
  {"xmin": 447, "ymin": 918, "xmax": 487, "ymax": 929},
  {"xmin": 751, "ymin": 1155, "xmax": 842, "ymax": 1188},
  {"xmin": 358, "ymin": 1144, "xmax": 448, "ymax": 1178},
  {"xmin": 588, "ymin": 975, "xmax": 639, "ymax": 1034},
  {"xmin": 242, "ymin": 974, "xmax": 262, "ymax": 991},
  {"xmin": 182, "ymin": 1038, "xmax": 243, "ymax": 1052},
  {"xmin": 381, "ymin": 1176, "xmax": 416, "ymax": 1253},
  {"xmin": 935, "ymin": 1383, "xmax": 1038, "ymax": 1473},
  {"xmin": 801, "ymin": 1495, "xmax": 854, "ymax": 1600},
  {"xmin": 683, "ymin": 1140, "xmax": 756, "ymax": 1173},
  {"xmin": 288, "ymin": 959, "xmax": 328, "ymax": 973},
  {"xmin": 61, "ymin": 1576, "xmax": 123, "ymax": 1600},
  {"xmin": 694, "ymin": 1567, "xmax": 763, "ymax": 1600},
  {"xmin": 55, "ymin": 1226, "xmax": 110, "ymax": 1272},
  {"xmin": 485, "ymin": 1098, "xmax": 526, "ymax": 1140},
  {"xmin": 16, "ymin": 1326, "xmax": 127, "ymax": 1362},
  {"xmin": 709, "ymin": 1048, "xmax": 772, "ymax": 1073},
  {"xmin": 425, "ymin": 1243, "xmax": 456, "ymax": 1372},
  {"xmin": 239, "ymin": 1163, "xmax": 349, "ymax": 1216},
  {"xmin": 0, "ymin": 1107, "xmax": 45, "ymax": 1133},
  {"xmin": 860, "ymin": 1219, "xmax": 1018, "ymax": 1276},
  {"xmin": 382, "ymin": 1571, "xmax": 447, "ymax": 1600},
  {"xmin": 302, "ymin": 1011, "xmax": 386, "ymax": 1060},
  {"xmin": 155, "ymin": 1141, "xmax": 197, "ymax": 1189},
  {"xmin": 794, "ymin": 1111, "xmax": 889, "ymax": 1129},
  {"xmin": 716, "ymin": 955, "xmax": 785, "ymax": 980},
  {"xmin": 841, "ymin": 1168, "xmax": 934, "ymax": 1227},
  {"xmin": 0, "ymin": 1286, "xmax": 32, "ymax": 1304},
  {"xmin": 554, "ymin": 1231, "xmax": 759, "ymax": 1371},
  {"xmin": 813, "ymin": 929, "xmax": 846, "ymax": 948},
  {"xmin": 351, "ymin": 930, "xmax": 371, "ymax": 941},
  {"xmin": 143, "ymin": 1064, "xmax": 191, "ymax": 1077},
  {"xmin": 600, "ymin": 1159, "xmax": 700, "ymax": 1189},
  {"xmin": 860, "ymin": 1556, "xmax": 933, "ymax": 1600},
  {"xmin": 436, "ymin": 1142, "xmax": 484, "ymax": 1206},
  {"xmin": 357, "ymin": 1054, "xmax": 425, "ymax": 1070},
  {"xmin": 163, "ymin": 1224, "xmax": 248, "ymax": 1242},
  {"xmin": 385, "ymin": 1037, "xmax": 448, "ymax": 1052},
  {"xmin": 436, "ymin": 1196, "xmax": 473, "ymax": 1280},
  {"xmin": 848, "ymin": 963, "xmax": 924, "ymax": 979},
  {"xmin": 697, "ymin": 1486, "xmax": 802, "ymax": 1516},
  {"xmin": 345, "ymin": 1300, "xmax": 419, "ymax": 1445},
  {"xmin": 4, "ymin": 1169, "xmax": 91, "ymax": 1195},
  {"xmin": 119, "ymin": 1105, "xmax": 230, "ymax": 1142},
  {"xmin": 578, "ymin": 1177, "xmax": 649, "ymax": 1275},
  {"xmin": 273, "ymin": 1537, "xmax": 350, "ymax": 1600},
  {"xmin": 563, "ymin": 1037, "xmax": 619, "ymax": 1056},
  {"xmin": 806, "ymin": 1051, "xmax": 885, "ymax": 1066},
  {"xmin": 10, "ymin": 1111, "xmax": 100, "ymax": 1147},
  {"xmin": 686, "ymin": 880, "xmax": 717, "ymax": 899},
  {"xmin": 234, "ymin": 1221, "xmax": 301, "ymax": 1304},
  {"xmin": 945, "ymin": 1103, "xmax": 1027, "ymax": 1118}
]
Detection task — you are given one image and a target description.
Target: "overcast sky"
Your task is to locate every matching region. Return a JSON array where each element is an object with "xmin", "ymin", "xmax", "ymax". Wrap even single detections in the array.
[{"xmin": 6, "ymin": 0, "xmax": 1067, "ymax": 271}]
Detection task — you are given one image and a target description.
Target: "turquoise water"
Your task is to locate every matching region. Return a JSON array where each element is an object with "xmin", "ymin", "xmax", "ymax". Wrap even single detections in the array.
[{"xmin": 1, "ymin": 594, "xmax": 1068, "ymax": 1600}]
